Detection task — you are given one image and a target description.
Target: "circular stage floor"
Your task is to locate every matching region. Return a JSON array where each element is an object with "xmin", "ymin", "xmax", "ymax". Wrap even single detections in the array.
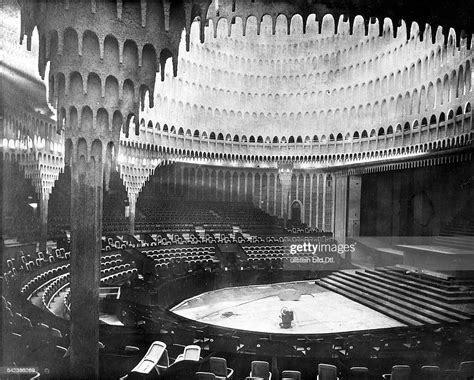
[{"xmin": 171, "ymin": 280, "xmax": 405, "ymax": 335}]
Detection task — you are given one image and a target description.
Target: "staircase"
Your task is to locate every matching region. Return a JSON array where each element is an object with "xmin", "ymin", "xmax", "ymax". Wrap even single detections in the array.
[{"xmin": 319, "ymin": 268, "xmax": 474, "ymax": 328}]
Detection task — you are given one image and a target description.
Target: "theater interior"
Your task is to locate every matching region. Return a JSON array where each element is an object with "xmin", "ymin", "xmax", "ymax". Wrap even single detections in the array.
[{"xmin": 1, "ymin": 0, "xmax": 474, "ymax": 379}]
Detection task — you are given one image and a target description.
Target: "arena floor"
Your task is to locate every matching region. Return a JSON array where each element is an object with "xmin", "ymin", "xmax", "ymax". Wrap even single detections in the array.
[{"xmin": 171, "ymin": 280, "xmax": 405, "ymax": 334}]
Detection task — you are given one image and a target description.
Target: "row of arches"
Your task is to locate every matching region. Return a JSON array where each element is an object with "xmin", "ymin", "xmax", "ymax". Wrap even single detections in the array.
[
  {"xmin": 205, "ymin": 12, "xmax": 452, "ymax": 46},
  {"xmin": 121, "ymin": 131, "xmax": 471, "ymax": 167},
  {"xmin": 3, "ymin": 109, "xmax": 60, "ymax": 143},
  {"xmin": 157, "ymin": 59, "xmax": 472, "ymax": 120},
  {"xmin": 2, "ymin": 137, "xmax": 63, "ymax": 156},
  {"xmin": 186, "ymin": 29, "xmax": 455, "ymax": 86},
  {"xmin": 44, "ymin": 27, "xmax": 172, "ymax": 77},
  {"xmin": 63, "ymin": 137, "xmax": 116, "ymax": 165},
  {"xmin": 53, "ymin": 71, "xmax": 146, "ymax": 111},
  {"xmin": 153, "ymin": 80, "xmax": 472, "ymax": 136},
  {"xmin": 58, "ymin": 105, "xmax": 125, "ymax": 134},
  {"xmin": 177, "ymin": 45, "xmax": 469, "ymax": 102},
  {"xmin": 143, "ymin": 102, "xmax": 472, "ymax": 145}
]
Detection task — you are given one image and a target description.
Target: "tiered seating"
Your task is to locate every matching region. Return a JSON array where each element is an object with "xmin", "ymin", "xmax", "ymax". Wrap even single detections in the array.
[
  {"xmin": 132, "ymin": 199, "xmax": 332, "ymax": 238},
  {"xmin": 2, "ymin": 293, "xmax": 69, "ymax": 377},
  {"xmin": 21, "ymin": 263, "xmax": 70, "ymax": 299},
  {"xmin": 5, "ymin": 190, "xmax": 474, "ymax": 380},
  {"xmin": 144, "ymin": 246, "xmax": 216, "ymax": 263},
  {"xmin": 42, "ymin": 273, "xmax": 70, "ymax": 311},
  {"xmin": 4, "ymin": 247, "xmax": 69, "ymax": 286}
]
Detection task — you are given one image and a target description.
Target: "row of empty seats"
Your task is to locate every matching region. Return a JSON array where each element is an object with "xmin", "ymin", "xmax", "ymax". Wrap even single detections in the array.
[{"xmin": 20, "ymin": 263, "xmax": 70, "ymax": 297}]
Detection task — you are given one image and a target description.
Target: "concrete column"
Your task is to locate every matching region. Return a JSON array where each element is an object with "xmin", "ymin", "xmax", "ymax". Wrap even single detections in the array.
[
  {"xmin": 333, "ymin": 175, "xmax": 348, "ymax": 242},
  {"xmin": 244, "ymin": 171, "xmax": 248, "ymax": 201},
  {"xmin": 266, "ymin": 174, "xmax": 270, "ymax": 212},
  {"xmin": 277, "ymin": 163, "xmax": 293, "ymax": 229},
  {"xmin": 296, "ymin": 174, "xmax": 300, "ymax": 204},
  {"xmin": 302, "ymin": 174, "xmax": 307, "ymax": 223},
  {"xmin": 129, "ymin": 196, "xmax": 136, "ymax": 236},
  {"xmin": 322, "ymin": 175, "xmax": 327, "ymax": 231},
  {"xmin": 280, "ymin": 182, "xmax": 284, "ymax": 218},
  {"xmin": 237, "ymin": 171, "xmax": 240, "ymax": 201},
  {"xmin": 273, "ymin": 174, "xmax": 278, "ymax": 216},
  {"xmin": 330, "ymin": 177, "xmax": 335, "ymax": 233},
  {"xmin": 347, "ymin": 175, "xmax": 362, "ymax": 237},
  {"xmin": 316, "ymin": 174, "xmax": 320, "ymax": 229},
  {"xmin": 39, "ymin": 193, "xmax": 49, "ymax": 253},
  {"xmin": 309, "ymin": 175, "xmax": 313, "ymax": 228},
  {"xmin": 282, "ymin": 188, "xmax": 289, "ymax": 228},
  {"xmin": 70, "ymin": 153, "xmax": 103, "ymax": 379}
]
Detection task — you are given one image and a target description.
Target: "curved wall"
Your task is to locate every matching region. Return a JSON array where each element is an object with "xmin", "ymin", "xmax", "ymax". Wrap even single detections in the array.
[{"xmin": 139, "ymin": 16, "xmax": 472, "ymax": 152}]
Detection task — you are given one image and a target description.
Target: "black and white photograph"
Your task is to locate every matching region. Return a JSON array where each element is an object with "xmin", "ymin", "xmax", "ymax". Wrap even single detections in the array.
[{"xmin": 1, "ymin": 0, "xmax": 474, "ymax": 379}]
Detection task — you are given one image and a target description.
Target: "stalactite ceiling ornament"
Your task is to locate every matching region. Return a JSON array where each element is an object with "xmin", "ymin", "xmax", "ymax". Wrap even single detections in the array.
[{"xmin": 19, "ymin": 1, "xmax": 473, "ymax": 138}]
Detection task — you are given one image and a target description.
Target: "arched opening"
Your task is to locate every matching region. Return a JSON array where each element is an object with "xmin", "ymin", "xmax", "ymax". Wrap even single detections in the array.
[{"xmin": 290, "ymin": 201, "xmax": 302, "ymax": 225}]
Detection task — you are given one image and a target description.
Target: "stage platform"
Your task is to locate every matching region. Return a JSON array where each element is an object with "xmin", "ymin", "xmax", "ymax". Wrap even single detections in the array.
[
  {"xmin": 398, "ymin": 244, "xmax": 474, "ymax": 273},
  {"xmin": 171, "ymin": 280, "xmax": 404, "ymax": 335},
  {"xmin": 351, "ymin": 237, "xmax": 474, "ymax": 275}
]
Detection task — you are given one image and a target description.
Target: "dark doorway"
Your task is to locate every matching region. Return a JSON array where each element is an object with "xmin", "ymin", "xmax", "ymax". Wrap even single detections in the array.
[{"xmin": 291, "ymin": 202, "xmax": 301, "ymax": 224}]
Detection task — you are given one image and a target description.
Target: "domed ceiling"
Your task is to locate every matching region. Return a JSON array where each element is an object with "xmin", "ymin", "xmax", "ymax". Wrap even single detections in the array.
[{"xmin": 144, "ymin": 14, "xmax": 471, "ymax": 143}]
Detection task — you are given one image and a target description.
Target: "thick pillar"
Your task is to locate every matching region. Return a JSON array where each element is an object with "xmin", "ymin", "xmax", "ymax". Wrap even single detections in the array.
[
  {"xmin": 70, "ymin": 148, "xmax": 103, "ymax": 379},
  {"xmin": 347, "ymin": 175, "xmax": 362, "ymax": 237},
  {"xmin": 282, "ymin": 187, "xmax": 290, "ymax": 228},
  {"xmin": 129, "ymin": 197, "xmax": 136, "ymax": 236},
  {"xmin": 334, "ymin": 174, "xmax": 362, "ymax": 243},
  {"xmin": 333, "ymin": 175, "xmax": 348, "ymax": 243},
  {"xmin": 39, "ymin": 194, "xmax": 49, "ymax": 253},
  {"xmin": 322, "ymin": 175, "xmax": 327, "ymax": 231},
  {"xmin": 308, "ymin": 175, "xmax": 313, "ymax": 227},
  {"xmin": 18, "ymin": 1, "xmax": 199, "ymax": 378},
  {"xmin": 278, "ymin": 163, "xmax": 293, "ymax": 229}
]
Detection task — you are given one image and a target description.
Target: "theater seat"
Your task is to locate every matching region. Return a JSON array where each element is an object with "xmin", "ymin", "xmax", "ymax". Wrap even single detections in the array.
[
  {"xmin": 349, "ymin": 367, "xmax": 369, "ymax": 380},
  {"xmin": 196, "ymin": 372, "xmax": 217, "ymax": 380},
  {"xmin": 382, "ymin": 365, "xmax": 411, "ymax": 380},
  {"xmin": 281, "ymin": 370, "xmax": 301, "ymax": 379},
  {"xmin": 250, "ymin": 361, "xmax": 271, "ymax": 380},
  {"xmin": 124, "ymin": 346, "xmax": 140, "ymax": 354},
  {"xmin": 129, "ymin": 341, "xmax": 169, "ymax": 376},
  {"xmin": 420, "ymin": 365, "xmax": 440, "ymax": 380},
  {"xmin": 210, "ymin": 357, "xmax": 234, "ymax": 379},
  {"xmin": 318, "ymin": 364, "xmax": 339, "ymax": 380},
  {"xmin": 459, "ymin": 361, "xmax": 474, "ymax": 379},
  {"xmin": 175, "ymin": 344, "xmax": 201, "ymax": 362}
]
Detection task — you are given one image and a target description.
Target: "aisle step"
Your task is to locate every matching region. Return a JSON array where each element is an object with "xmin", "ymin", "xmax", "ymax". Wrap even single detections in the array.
[
  {"xmin": 322, "ymin": 275, "xmax": 452, "ymax": 324},
  {"xmin": 333, "ymin": 271, "xmax": 471, "ymax": 321},
  {"xmin": 318, "ymin": 278, "xmax": 424, "ymax": 327},
  {"xmin": 357, "ymin": 270, "xmax": 474, "ymax": 305}
]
